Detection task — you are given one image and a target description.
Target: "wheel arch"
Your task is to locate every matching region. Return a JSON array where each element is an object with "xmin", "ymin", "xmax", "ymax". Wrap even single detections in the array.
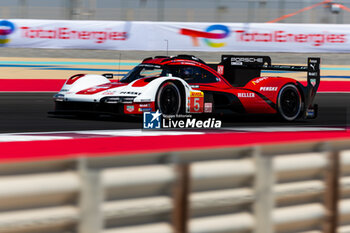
[
  {"xmin": 277, "ymin": 82, "xmax": 303, "ymax": 121},
  {"xmin": 296, "ymin": 82, "xmax": 306, "ymax": 114},
  {"xmin": 172, "ymin": 80, "xmax": 187, "ymax": 113},
  {"xmin": 60, "ymin": 74, "xmax": 111, "ymax": 93},
  {"xmin": 155, "ymin": 80, "xmax": 183, "ymax": 114}
]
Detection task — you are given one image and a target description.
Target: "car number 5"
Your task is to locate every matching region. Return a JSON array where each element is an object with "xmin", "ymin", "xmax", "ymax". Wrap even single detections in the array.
[
  {"xmin": 189, "ymin": 93, "xmax": 204, "ymax": 113},
  {"xmin": 194, "ymin": 98, "xmax": 200, "ymax": 111}
]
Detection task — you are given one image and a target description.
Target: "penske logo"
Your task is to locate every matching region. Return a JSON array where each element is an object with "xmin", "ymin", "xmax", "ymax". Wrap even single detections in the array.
[{"xmin": 260, "ymin": 87, "xmax": 277, "ymax": 91}]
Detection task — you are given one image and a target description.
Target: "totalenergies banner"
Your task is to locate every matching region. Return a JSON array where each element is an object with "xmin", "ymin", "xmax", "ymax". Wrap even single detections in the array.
[{"xmin": 0, "ymin": 19, "xmax": 349, "ymax": 52}]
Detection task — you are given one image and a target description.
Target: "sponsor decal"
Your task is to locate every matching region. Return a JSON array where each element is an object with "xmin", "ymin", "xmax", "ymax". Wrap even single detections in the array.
[
  {"xmin": 309, "ymin": 59, "xmax": 319, "ymax": 72},
  {"xmin": 308, "ymin": 72, "xmax": 318, "ymax": 77},
  {"xmin": 235, "ymin": 30, "xmax": 346, "ymax": 47},
  {"xmin": 260, "ymin": 87, "xmax": 278, "ymax": 91},
  {"xmin": 139, "ymin": 108, "xmax": 152, "ymax": 112},
  {"xmin": 120, "ymin": 91, "xmax": 141, "ymax": 95},
  {"xmin": 188, "ymin": 91, "xmax": 204, "ymax": 113},
  {"xmin": 139, "ymin": 103, "xmax": 151, "ymax": 107},
  {"xmin": 102, "ymin": 91, "xmax": 115, "ymax": 95},
  {"xmin": 19, "ymin": 26, "xmax": 127, "ymax": 44},
  {"xmin": 190, "ymin": 91, "xmax": 204, "ymax": 97},
  {"xmin": 143, "ymin": 110, "xmax": 162, "ymax": 129},
  {"xmin": 180, "ymin": 24, "xmax": 346, "ymax": 48},
  {"xmin": 204, "ymin": 103, "xmax": 213, "ymax": 113},
  {"xmin": 252, "ymin": 77, "xmax": 268, "ymax": 85},
  {"xmin": 238, "ymin": 93, "xmax": 255, "ymax": 98},
  {"xmin": 126, "ymin": 105, "xmax": 134, "ymax": 112},
  {"xmin": 310, "ymin": 78, "xmax": 317, "ymax": 87},
  {"xmin": 217, "ymin": 65, "xmax": 224, "ymax": 75},
  {"xmin": 231, "ymin": 57, "xmax": 264, "ymax": 65},
  {"xmin": 309, "ymin": 63, "xmax": 316, "ymax": 71},
  {"xmin": 179, "ymin": 24, "xmax": 230, "ymax": 48},
  {"xmin": 0, "ymin": 20, "xmax": 15, "ymax": 45}
]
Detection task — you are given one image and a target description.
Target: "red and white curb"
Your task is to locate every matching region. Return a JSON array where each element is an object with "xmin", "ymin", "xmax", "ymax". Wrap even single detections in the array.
[
  {"xmin": 223, "ymin": 126, "xmax": 345, "ymax": 132},
  {"xmin": 0, "ymin": 127, "xmax": 344, "ymax": 142},
  {"xmin": 0, "ymin": 130, "xmax": 205, "ymax": 142}
]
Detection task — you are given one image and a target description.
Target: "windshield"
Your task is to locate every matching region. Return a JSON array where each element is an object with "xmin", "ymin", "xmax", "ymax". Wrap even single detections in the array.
[{"xmin": 120, "ymin": 64, "xmax": 164, "ymax": 83}]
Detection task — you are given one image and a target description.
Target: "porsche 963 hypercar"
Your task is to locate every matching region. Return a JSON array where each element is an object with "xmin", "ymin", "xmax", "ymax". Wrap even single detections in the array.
[{"xmin": 53, "ymin": 54, "xmax": 320, "ymax": 121}]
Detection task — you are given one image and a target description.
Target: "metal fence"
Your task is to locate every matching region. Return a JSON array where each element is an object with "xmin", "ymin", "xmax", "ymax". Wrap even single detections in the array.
[
  {"xmin": 2, "ymin": 139, "xmax": 350, "ymax": 233},
  {"xmin": 0, "ymin": 0, "xmax": 349, "ymax": 24}
]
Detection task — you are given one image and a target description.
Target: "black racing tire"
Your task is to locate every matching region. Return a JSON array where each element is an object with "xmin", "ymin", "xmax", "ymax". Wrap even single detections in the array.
[
  {"xmin": 156, "ymin": 82, "xmax": 182, "ymax": 115},
  {"xmin": 277, "ymin": 84, "xmax": 302, "ymax": 121}
]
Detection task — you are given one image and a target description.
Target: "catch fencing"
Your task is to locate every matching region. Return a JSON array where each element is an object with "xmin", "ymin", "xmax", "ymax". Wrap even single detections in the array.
[{"xmin": 1, "ymin": 139, "xmax": 350, "ymax": 232}]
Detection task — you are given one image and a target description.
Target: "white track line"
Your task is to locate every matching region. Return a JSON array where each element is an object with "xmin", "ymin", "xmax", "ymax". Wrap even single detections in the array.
[
  {"xmin": 70, "ymin": 129, "xmax": 205, "ymax": 137},
  {"xmin": 0, "ymin": 130, "xmax": 205, "ymax": 142},
  {"xmin": 223, "ymin": 126, "xmax": 344, "ymax": 132},
  {"xmin": 0, "ymin": 135, "xmax": 73, "ymax": 142},
  {"xmin": 0, "ymin": 127, "xmax": 344, "ymax": 142}
]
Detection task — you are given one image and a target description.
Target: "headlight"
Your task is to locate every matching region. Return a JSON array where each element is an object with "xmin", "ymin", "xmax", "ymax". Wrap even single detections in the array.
[
  {"xmin": 134, "ymin": 98, "xmax": 152, "ymax": 103},
  {"xmin": 121, "ymin": 97, "xmax": 136, "ymax": 104},
  {"xmin": 104, "ymin": 97, "xmax": 120, "ymax": 104},
  {"xmin": 103, "ymin": 96, "xmax": 136, "ymax": 104}
]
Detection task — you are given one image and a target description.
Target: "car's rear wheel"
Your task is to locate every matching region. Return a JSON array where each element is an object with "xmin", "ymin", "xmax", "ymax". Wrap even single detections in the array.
[
  {"xmin": 156, "ymin": 82, "xmax": 181, "ymax": 115},
  {"xmin": 277, "ymin": 84, "xmax": 302, "ymax": 121}
]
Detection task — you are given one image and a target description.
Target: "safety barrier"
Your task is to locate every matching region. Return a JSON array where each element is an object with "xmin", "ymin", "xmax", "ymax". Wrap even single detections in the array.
[
  {"xmin": 2, "ymin": 140, "xmax": 350, "ymax": 233},
  {"xmin": 2, "ymin": 19, "xmax": 350, "ymax": 53}
]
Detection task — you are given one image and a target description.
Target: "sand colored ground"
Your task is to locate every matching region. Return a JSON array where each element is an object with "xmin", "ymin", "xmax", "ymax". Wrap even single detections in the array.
[{"xmin": 0, "ymin": 57, "xmax": 349, "ymax": 82}]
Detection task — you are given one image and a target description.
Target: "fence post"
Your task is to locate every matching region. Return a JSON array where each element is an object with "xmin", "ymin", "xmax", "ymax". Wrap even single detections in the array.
[
  {"xmin": 19, "ymin": 0, "xmax": 28, "ymax": 19},
  {"xmin": 78, "ymin": 157, "xmax": 104, "ymax": 233},
  {"xmin": 172, "ymin": 158, "xmax": 190, "ymax": 233},
  {"xmin": 323, "ymin": 149, "xmax": 340, "ymax": 233},
  {"xmin": 253, "ymin": 146, "xmax": 275, "ymax": 233}
]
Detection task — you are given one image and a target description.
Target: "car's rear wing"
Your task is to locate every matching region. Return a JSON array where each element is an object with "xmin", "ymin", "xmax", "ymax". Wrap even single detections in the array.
[
  {"xmin": 212, "ymin": 55, "xmax": 320, "ymax": 117},
  {"xmin": 217, "ymin": 55, "xmax": 320, "ymax": 90}
]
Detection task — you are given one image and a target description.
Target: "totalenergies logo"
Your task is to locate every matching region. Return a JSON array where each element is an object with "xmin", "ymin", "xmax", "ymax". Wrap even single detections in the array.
[
  {"xmin": 179, "ymin": 24, "xmax": 230, "ymax": 48},
  {"xmin": 0, "ymin": 20, "xmax": 15, "ymax": 44}
]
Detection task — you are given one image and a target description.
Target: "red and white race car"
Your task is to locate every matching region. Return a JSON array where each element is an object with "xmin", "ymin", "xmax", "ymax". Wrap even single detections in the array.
[{"xmin": 53, "ymin": 54, "xmax": 320, "ymax": 121}]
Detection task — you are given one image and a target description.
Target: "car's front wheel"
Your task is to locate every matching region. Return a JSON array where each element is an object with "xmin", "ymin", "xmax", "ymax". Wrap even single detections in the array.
[
  {"xmin": 277, "ymin": 84, "xmax": 302, "ymax": 121},
  {"xmin": 156, "ymin": 82, "xmax": 182, "ymax": 115}
]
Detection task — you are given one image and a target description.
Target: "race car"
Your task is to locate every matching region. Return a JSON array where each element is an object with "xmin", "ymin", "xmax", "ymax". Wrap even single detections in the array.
[{"xmin": 52, "ymin": 54, "xmax": 320, "ymax": 121}]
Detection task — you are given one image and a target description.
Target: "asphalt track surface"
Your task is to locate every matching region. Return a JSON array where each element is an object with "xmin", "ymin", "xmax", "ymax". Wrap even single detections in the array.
[{"xmin": 0, "ymin": 92, "xmax": 346, "ymax": 133}]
